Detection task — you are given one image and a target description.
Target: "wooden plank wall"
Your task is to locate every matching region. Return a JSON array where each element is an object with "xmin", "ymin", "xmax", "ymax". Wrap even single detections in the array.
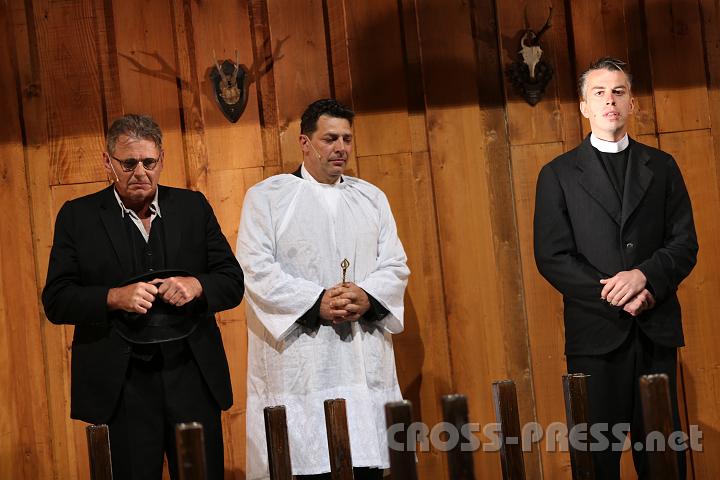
[{"xmin": 1, "ymin": 0, "xmax": 719, "ymax": 478}]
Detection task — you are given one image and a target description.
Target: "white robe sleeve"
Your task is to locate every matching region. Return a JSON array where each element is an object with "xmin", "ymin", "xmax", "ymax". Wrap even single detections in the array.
[
  {"xmin": 236, "ymin": 184, "xmax": 324, "ymax": 341},
  {"xmin": 356, "ymin": 191, "xmax": 410, "ymax": 334}
]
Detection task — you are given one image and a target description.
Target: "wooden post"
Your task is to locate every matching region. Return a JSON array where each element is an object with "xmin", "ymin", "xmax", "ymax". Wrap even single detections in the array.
[
  {"xmin": 324, "ymin": 399, "xmax": 354, "ymax": 480},
  {"xmin": 639, "ymin": 374, "xmax": 680, "ymax": 480},
  {"xmin": 441, "ymin": 394, "xmax": 475, "ymax": 480},
  {"xmin": 86, "ymin": 424, "xmax": 113, "ymax": 480},
  {"xmin": 264, "ymin": 406, "xmax": 293, "ymax": 480},
  {"xmin": 492, "ymin": 380, "xmax": 526, "ymax": 479},
  {"xmin": 385, "ymin": 400, "xmax": 418, "ymax": 480},
  {"xmin": 175, "ymin": 422, "xmax": 207, "ymax": 480},
  {"xmin": 562, "ymin": 374, "xmax": 595, "ymax": 480}
]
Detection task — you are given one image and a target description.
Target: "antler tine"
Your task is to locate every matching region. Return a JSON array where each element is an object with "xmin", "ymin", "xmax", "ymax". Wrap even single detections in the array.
[
  {"xmin": 233, "ymin": 49, "xmax": 240, "ymax": 76},
  {"xmin": 213, "ymin": 49, "xmax": 225, "ymax": 75},
  {"xmin": 536, "ymin": 6, "xmax": 554, "ymax": 40}
]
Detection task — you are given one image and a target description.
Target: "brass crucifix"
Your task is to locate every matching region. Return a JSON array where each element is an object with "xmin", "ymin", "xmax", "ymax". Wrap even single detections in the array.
[{"xmin": 340, "ymin": 258, "xmax": 350, "ymax": 284}]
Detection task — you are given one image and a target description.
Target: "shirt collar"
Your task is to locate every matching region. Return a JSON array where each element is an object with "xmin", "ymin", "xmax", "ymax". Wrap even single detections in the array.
[
  {"xmin": 300, "ymin": 163, "xmax": 342, "ymax": 185},
  {"xmin": 113, "ymin": 187, "xmax": 161, "ymax": 218},
  {"xmin": 590, "ymin": 133, "xmax": 629, "ymax": 153}
]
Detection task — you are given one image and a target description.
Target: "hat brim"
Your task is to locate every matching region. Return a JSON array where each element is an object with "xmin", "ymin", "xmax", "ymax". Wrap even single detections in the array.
[{"xmin": 116, "ymin": 269, "xmax": 204, "ymax": 344}]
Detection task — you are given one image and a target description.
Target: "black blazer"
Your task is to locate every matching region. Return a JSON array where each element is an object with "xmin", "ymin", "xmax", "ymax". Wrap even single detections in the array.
[
  {"xmin": 42, "ymin": 185, "xmax": 244, "ymax": 423},
  {"xmin": 534, "ymin": 136, "xmax": 697, "ymax": 355}
]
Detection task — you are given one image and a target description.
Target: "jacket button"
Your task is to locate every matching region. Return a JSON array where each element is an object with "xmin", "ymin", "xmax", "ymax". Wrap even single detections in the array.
[{"xmin": 625, "ymin": 242, "xmax": 635, "ymax": 249}]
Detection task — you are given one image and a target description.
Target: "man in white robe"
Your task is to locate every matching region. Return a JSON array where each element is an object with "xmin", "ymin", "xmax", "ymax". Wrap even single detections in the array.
[{"xmin": 236, "ymin": 99, "xmax": 410, "ymax": 479}]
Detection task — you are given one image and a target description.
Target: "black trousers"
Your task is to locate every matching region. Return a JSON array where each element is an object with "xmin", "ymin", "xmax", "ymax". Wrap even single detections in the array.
[
  {"xmin": 107, "ymin": 341, "xmax": 224, "ymax": 480},
  {"xmin": 567, "ymin": 324, "xmax": 686, "ymax": 480},
  {"xmin": 296, "ymin": 467, "xmax": 383, "ymax": 480}
]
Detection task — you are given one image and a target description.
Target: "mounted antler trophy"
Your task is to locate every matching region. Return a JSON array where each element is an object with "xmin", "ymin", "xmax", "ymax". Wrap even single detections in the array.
[
  {"xmin": 210, "ymin": 50, "xmax": 248, "ymax": 123},
  {"xmin": 507, "ymin": 6, "xmax": 554, "ymax": 106}
]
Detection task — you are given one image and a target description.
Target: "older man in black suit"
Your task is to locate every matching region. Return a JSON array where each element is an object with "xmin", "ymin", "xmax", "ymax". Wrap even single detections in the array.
[
  {"xmin": 42, "ymin": 114, "xmax": 244, "ymax": 479},
  {"xmin": 534, "ymin": 58, "xmax": 697, "ymax": 479}
]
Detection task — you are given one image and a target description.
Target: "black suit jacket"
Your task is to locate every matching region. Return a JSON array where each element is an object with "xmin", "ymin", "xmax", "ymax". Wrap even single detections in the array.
[
  {"xmin": 534, "ymin": 136, "xmax": 698, "ymax": 355},
  {"xmin": 42, "ymin": 185, "xmax": 244, "ymax": 423}
]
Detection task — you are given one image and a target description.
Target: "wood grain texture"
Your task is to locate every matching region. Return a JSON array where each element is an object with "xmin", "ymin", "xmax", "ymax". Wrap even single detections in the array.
[
  {"xmin": 185, "ymin": 0, "xmax": 265, "ymax": 173},
  {"xmin": 568, "ymin": 0, "xmax": 657, "ymax": 138},
  {"xmin": 0, "ymin": 7, "xmax": 52, "ymax": 478},
  {"xmin": 659, "ymin": 130, "xmax": 720, "ymax": 479},
  {"xmin": 266, "ymin": 0, "xmax": 331, "ymax": 172},
  {"xmin": 32, "ymin": 0, "xmax": 107, "ymax": 185},
  {"xmin": 645, "ymin": 0, "xmax": 710, "ymax": 133},
  {"xmin": 510, "ymin": 142, "xmax": 569, "ymax": 479},
  {"xmin": 415, "ymin": 0, "xmax": 530, "ymax": 476},
  {"xmin": 496, "ymin": 1, "xmax": 563, "ymax": 145},
  {"xmin": 112, "ymin": 0, "xmax": 187, "ymax": 187},
  {"xmin": 359, "ymin": 152, "xmax": 451, "ymax": 479},
  {"xmin": 1, "ymin": 2, "xmax": 720, "ymax": 479}
]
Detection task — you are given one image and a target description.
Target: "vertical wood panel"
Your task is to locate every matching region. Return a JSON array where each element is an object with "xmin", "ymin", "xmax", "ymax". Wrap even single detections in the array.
[
  {"xmin": 183, "ymin": 0, "xmax": 265, "ymax": 173},
  {"xmin": 112, "ymin": 0, "xmax": 187, "ymax": 187},
  {"xmin": 415, "ymin": 0, "xmax": 535, "ymax": 476},
  {"xmin": 32, "ymin": 0, "xmax": 107, "ymax": 185},
  {"xmin": 568, "ymin": 0, "xmax": 657, "ymax": 138},
  {"xmin": 0, "ymin": 5, "xmax": 52, "ymax": 477},
  {"xmin": 2, "ymin": 2, "xmax": 720, "ymax": 480},
  {"xmin": 496, "ymin": 1, "xmax": 563, "ymax": 145},
  {"xmin": 660, "ymin": 130, "xmax": 720, "ymax": 479},
  {"xmin": 700, "ymin": 0, "xmax": 720, "ymax": 198},
  {"xmin": 3, "ymin": 0, "xmax": 74, "ymax": 478},
  {"xmin": 342, "ymin": 1, "xmax": 411, "ymax": 157},
  {"xmin": 207, "ymin": 167, "xmax": 264, "ymax": 478},
  {"xmin": 510, "ymin": 142, "xmax": 569, "ymax": 479},
  {"xmin": 645, "ymin": 0, "xmax": 710, "ymax": 133},
  {"xmin": 360, "ymin": 152, "xmax": 451, "ymax": 480},
  {"xmin": 267, "ymin": 0, "xmax": 331, "ymax": 171}
]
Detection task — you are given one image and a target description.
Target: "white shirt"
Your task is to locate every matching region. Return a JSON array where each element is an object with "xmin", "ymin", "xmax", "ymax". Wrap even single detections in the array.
[
  {"xmin": 590, "ymin": 132, "xmax": 629, "ymax": 153},
  {"xmin": 236, "ymin": 172, "xmax": 409, "ymax": 478},
  {"xmin": 113, "ymin": 188, "xmax": 161, "ymax": 242}
]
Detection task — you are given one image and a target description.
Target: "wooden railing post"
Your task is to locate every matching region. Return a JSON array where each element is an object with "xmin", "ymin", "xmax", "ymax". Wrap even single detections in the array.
[
  {"xmin": 639, "ymin": 374, "xmax": 680, "ymax": 480},
  {"xmin": 175, "ymin": 422, "xmax": 207, "ymax": 480},
  {"xmin": 441, "ymin": 394, "xmax": 475, "ymax": 480},
  {"xmin": 562, "ymin": 374, "xmax": 595, "ymax": 480},
  {"xmin": 385, "ymin": 400, "xmax": 418, "ymax": 480},
  {"xmin": 492, "ymin": 380, "xmax": 526, "ymax": 480},
  {"xmin": 264, "ymin": 406, "xmax": 293, "ymax": 480},
  {"xmin": 324, "ymin": 399, "xmax": 354, "ymax": 480},
  {"xmin": 86, "ymin": 424, "xmax": 113, "ymax": 480}
]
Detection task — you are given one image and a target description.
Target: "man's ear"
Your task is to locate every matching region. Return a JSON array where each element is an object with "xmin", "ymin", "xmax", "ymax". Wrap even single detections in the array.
[
  {"xmin": 579, "ymin": 100, "xmax": 590, "ymax": 119},
  {"xmin": 102, "ymin": 152, "xmax": 112, "ymax": 172},
  {"xmin": 299, "ymin": 134, "xmax": 310, "ymax": 152}
]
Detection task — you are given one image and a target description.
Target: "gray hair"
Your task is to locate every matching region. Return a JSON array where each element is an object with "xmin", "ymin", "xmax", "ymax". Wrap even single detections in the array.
[
  {"xmin": 106, "ymin": 114, "xmax": 163, "ymax": 154},
  {"xmin": 578, "ymin": 57, "xmax": 632, "ymax": 100}
]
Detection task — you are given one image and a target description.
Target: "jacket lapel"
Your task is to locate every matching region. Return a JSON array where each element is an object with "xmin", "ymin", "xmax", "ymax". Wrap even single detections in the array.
[
  {"xmin": 99, "ymin": 186, "xmax": 133, "ymax": 277},
  {"xmin": 576, "ymin": 137, "xmax": 622, "ymax": 225},
  {"xmin": 621, "ymin": 140, "xmax": 653, "ymax": 227},
  {"xmin": 158, "ymin": 186, "xmax": 182, "ymax": 266}
]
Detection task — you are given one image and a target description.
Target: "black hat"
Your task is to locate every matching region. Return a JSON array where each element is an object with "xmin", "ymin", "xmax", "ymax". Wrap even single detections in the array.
[{"xmin": 114, "ymin": 269, "xmax": 206, "ymax": 344}]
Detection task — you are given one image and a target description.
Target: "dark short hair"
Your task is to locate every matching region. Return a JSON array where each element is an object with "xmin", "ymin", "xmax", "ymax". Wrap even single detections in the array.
[
  {"xmin": 106, "ymin": 114, "xmax": 163, "ymax": 154},
  {"xmin": 578, "ymin": 57, "xmax": 633, "ymax": 100},
  {"xmin": 300, "ymin": 99, "xmax": 354, "ymax": 136}
]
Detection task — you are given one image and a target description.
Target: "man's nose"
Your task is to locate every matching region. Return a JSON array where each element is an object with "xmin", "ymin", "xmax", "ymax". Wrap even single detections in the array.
[{"xmin": 605, "ymin": 94, "xmax": 616, "ymax": 105}]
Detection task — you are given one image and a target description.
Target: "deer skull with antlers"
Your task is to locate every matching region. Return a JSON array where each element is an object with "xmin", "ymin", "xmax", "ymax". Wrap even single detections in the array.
[
  {"xmin": 506, "ymin": 6, "xmax": 555, "ymax": 106},
  {"xmin": 210, "ymin": 50, "xmax": 248, "ymax": 123}
]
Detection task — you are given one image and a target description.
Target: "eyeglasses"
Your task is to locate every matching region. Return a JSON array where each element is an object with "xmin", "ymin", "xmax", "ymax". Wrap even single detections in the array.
[{"xmin": 111, "ymin": 155, "xmax": 161, "ymax": 172}]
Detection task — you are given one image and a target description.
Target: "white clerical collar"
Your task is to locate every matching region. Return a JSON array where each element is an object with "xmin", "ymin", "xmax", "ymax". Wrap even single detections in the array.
[
  {"xmin": 113, "ymin": 186, "xmax": 161, "ymax": 218},
  {"xmin": 300, "ymin": 163, "xmax": 342, "ymax": 185},
  {"xmin": 590, "ymin": 133, "xmax": 629, "ymax": 153}
]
